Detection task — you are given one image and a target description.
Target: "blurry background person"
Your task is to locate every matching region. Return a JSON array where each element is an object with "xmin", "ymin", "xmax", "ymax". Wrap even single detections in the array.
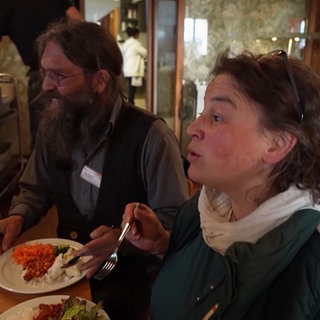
[
  {"xmin": 0, "ymin": 21, "xmax": 188, "ymax": 320},
  {"xmin": 122, "ymin": 50, "xmax": 320, "ymax": 319},
  {"xmin": 121, "ymin": 26, "xmax": 147, "ymax": 104},
  {"xmin": 0, "ymin": 0, "xmax": 83, "ymax": 148}
]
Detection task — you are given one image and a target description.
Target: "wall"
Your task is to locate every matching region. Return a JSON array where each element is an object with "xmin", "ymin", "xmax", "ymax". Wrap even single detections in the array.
[
  {"xmin": 183, "ymin": 0, "xmax": 308, "ymax": 83},
  {"xmin": 179, "ymin": 0, "xmax": 311, "ymax": 156},
  {"xmin": 84, "ymin": 0, "xmax": 119, "ymax": 22}
]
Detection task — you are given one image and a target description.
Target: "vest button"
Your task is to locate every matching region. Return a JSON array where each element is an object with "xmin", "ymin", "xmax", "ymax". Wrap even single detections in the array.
[{"xmin": 70, "ymin": 231, "xmax": 78, "ymax": 240}]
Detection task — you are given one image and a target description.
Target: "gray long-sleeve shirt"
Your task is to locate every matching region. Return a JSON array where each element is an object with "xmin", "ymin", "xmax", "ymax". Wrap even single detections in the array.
[{"xmin": 9, "ymin": 96, "xmax": 189, "ymax": 231}]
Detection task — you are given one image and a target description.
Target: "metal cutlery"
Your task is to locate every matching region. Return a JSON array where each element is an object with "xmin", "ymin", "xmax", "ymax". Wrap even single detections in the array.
[
  {"xmin": 61, "ymin": 255, "xmax": 81, "ymax": 268},
  {"xmin": 93, "ymin": 221, "xmax": 132, "ymax": 280},
  {"xmin": 61, "ymin": 225, "xmax": 114, "ymax": 269}
]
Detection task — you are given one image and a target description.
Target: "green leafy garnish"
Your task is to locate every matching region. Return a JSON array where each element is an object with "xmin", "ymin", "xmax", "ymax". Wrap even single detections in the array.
[
  {"xmin": 60, "ymin": 296, "xmax": 104, "ymax": 320},
  {"xmin": 54, "ymin": 245, "xmax": 70, "ymax": 255}
]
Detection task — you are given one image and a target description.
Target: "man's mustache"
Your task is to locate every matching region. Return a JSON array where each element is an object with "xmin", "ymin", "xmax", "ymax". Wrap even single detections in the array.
[{"xmin": 37, "ymin": 90, "xmax": 69, "ymax": 107}]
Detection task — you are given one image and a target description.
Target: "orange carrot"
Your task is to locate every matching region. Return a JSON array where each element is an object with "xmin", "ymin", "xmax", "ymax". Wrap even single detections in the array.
[{"xmin": 11, "ymin": 243, "xmax": 56, "ymax": 280}]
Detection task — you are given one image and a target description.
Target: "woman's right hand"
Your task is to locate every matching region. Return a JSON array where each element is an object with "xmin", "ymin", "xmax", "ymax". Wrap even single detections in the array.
[
  {"xmin": 122, "ymin": 203, "xmax": 170, "ymax": 258},
  {"xmin": 0, "ymin": 215, "xmax": 24, "ymax": 254}
]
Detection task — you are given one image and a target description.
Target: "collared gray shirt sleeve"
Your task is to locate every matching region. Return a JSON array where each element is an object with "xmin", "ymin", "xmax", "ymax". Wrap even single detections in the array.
[
  {"xmin": 140, "ymin": 119, "xmax": 189, "ymax": 230},
  {"xmin": 8, "ymin": 144, "xmax": 54, "ymax": 230}
]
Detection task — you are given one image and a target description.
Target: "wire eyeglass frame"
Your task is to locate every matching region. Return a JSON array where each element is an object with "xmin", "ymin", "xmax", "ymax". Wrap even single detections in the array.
[
  {"xmin": 40, "ymin": 69, "xmax": 84, "ymax": 87},
  {"xmin": 258, "ymin": 50, "xmax": 304, "ymax": 123}
]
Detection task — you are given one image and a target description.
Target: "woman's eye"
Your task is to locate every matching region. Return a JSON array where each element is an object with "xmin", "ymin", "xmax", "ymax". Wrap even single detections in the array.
[
  {"xmin": 204, "ymin": 113, "xmax": 222, "ymax": 122},
  {"xmin": 210, "ymin": 114, "xmax": 221, "ymax": 122},
  {"xmin": 199, "ymin": 112, "xmax": 222, "ymax": 123}
]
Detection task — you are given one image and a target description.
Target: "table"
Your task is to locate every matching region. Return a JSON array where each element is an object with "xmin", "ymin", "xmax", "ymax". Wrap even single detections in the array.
[
  {"xmin": 0, "ymin": 277, "xmax": 91, "ymax": 314},
  {"xmin": 0, "ymin": 206, "xmax": 92, "ymax": 314}
]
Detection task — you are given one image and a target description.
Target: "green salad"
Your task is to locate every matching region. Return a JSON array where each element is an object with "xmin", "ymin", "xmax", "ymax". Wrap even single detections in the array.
[
  {"xmin": 34, "ymin": 296, "xmax": 105, "ymax": 320},
  {"xmin": 60, "ymin": 296, "xmax": 104, "ymax": 320}
]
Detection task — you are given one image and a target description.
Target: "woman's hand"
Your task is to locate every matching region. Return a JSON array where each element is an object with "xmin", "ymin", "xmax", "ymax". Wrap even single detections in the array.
[{"xmin": 122, "ymin": 202, "xmax": 170, "ymax": 258}]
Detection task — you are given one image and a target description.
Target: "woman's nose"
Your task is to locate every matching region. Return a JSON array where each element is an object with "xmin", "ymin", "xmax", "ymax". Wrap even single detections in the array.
[{"xmin": 186, "ymin": 116, "xmax": 204, "ymax": 139}]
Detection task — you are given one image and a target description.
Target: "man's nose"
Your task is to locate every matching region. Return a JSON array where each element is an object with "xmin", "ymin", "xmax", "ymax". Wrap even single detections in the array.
[{"xmin": 41, "ymin": 76, "xmax": 57, "ymax": 91}]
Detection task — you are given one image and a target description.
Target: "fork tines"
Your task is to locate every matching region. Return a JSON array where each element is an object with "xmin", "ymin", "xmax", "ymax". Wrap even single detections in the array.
[{"xmin": 93, "ymin": 261, "xmax": 115, "ymax": 280}]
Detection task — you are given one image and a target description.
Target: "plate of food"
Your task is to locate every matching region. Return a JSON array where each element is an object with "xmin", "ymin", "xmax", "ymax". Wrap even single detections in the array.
[
  {"xmin": 0, "ymin": 238, "xmax": 88, "ymax": 294},
  {"xmin": 0, "ymin": 295, "xmax": 110, "ymax": 320}
]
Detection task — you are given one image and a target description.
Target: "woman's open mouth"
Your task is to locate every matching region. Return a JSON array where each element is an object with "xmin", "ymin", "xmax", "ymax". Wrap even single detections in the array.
[{"xmin": 187, "ymin": 148, "xmax": 200, "ymax": 162}]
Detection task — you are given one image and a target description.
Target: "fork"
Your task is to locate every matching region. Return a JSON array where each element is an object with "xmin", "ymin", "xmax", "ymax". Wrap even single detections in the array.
[{"xmin": 93, "ymin": 221, "xmax": 132, "ymax": 280}]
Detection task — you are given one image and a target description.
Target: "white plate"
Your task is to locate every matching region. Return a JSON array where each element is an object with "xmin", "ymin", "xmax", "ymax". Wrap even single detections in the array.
[
  {"xmin": 0, "ymin": 238, "xmax": 86, "ymax": 294},
  {"xmin": 0, "ymin": 295, "xmax": 110, "ymax": 319}
]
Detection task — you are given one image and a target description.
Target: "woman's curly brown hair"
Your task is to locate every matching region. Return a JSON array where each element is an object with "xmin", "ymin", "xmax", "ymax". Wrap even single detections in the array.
[{"xmin": 212, "ymin": 50, "xmax": 320, "ymax": 203}]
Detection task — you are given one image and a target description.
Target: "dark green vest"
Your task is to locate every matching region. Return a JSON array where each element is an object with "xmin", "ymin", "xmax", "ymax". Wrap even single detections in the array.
[{"xmin": 48, "ymin": 103, "xmax": 157, "ymax": 244}]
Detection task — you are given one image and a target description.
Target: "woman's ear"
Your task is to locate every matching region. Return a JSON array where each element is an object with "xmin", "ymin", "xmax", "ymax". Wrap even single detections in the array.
[
  {"xmin": 263, "ymin": 131, "xmax": 297, "ymax": 164},
  {"xmin": 93, "ymin": 69, "xmax": 110, "ymax": 93}
]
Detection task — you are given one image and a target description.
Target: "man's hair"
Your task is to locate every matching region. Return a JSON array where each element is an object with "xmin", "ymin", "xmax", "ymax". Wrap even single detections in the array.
[{"xmin": 36, "ymin": 20, "xmax": 124, "ymax": 101}]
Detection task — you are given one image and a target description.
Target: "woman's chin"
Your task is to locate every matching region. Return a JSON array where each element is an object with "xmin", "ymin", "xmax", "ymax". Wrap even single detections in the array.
[{"xmin": 187, "ymin": 169, "xmax": 202, "ymax": 185}]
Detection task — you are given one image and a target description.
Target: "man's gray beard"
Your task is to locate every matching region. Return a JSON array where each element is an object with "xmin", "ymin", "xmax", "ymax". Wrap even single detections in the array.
[{"xmin": 37, "ymin": 93, "xmax": 109, "ymax": 157}]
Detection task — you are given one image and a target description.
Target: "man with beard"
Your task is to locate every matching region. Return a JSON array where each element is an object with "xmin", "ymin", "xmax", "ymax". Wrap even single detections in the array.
[
  {"xmin": 0, "ymin": 0, "xmax": 83, "ymax": 148},
  {"xmin": 0, "ymin": 21, "xmax": 189, "ymax": 320}
]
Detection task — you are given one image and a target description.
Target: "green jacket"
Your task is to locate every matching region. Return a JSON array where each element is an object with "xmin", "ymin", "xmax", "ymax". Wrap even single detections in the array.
[{"xmin": 151, "ymin": 193, "xmax": 320, "ymax": 320}]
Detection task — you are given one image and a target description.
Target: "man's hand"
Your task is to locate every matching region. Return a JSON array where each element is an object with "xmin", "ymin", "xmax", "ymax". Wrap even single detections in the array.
[
  {"xmin": 74, "ymin": 225, "xmax": 120, "ymax": 278},
  {"xmin": 0, "ymin": 215, "xmax": 24, "ymax": 254}
]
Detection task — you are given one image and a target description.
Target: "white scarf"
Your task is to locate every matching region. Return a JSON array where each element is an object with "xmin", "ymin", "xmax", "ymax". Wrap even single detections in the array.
[{"xmin": 199, "ymin": 185, "xmax": 320, "ymax": 255}]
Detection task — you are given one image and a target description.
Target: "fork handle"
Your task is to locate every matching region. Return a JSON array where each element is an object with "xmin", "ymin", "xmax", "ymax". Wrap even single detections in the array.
[{"xmin": 117, "ymin": 222, "xmax": 131, "ymax": 246}]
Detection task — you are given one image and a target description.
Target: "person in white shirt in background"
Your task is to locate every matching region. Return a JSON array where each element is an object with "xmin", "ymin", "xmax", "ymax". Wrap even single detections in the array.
[{"xmin": 121, "ymin": 26, "xmax": 147, "ymax": 104}]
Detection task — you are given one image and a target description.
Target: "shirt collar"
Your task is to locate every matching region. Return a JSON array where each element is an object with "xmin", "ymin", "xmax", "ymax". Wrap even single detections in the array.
[{"xmin": 106, "ymin": 94, "xmax": 123, "ymax": 136}]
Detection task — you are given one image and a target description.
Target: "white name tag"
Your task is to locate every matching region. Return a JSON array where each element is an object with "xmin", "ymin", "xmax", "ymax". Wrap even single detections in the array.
[{"xmin": 80, "ymin": 165, "xmax": 102, "ymax": 188}]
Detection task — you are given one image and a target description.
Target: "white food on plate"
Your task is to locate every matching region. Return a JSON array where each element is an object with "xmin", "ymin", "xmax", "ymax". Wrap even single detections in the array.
[
  {"xmin": 45, "ymin": 254, "xmax": 65, "ymax": 282},
  {"xmin": 63, "ymin": 248, "xmax": 81, "ymax": 278},
  {"xmin": 6, "ymin": 307, "xmax": 38, "ymax": 320},
  {"xmin": 21, "ymin": 247, "xmax": 81, "ymax": 286}
]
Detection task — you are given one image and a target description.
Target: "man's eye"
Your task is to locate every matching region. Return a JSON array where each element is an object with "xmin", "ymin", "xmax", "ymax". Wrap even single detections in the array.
[{"xmin": 56, "ymin": 73, "xmax": 67, "ymax": 81}]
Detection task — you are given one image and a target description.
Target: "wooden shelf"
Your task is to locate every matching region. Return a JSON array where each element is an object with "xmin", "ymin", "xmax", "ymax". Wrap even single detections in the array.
[{"xmin": 120, "ymin": 0, "xmax": 146, "ymax": 33}]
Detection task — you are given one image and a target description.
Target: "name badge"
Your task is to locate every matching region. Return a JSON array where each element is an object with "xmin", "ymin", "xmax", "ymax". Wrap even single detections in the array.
[{"xmin": 80, "ymin": 165, "xmax": 102, "ymax": 188}]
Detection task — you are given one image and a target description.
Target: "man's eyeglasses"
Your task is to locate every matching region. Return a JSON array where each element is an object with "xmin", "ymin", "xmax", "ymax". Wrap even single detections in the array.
[
  {"xmin": 40, "ymin": 69, "xmax": 84, "ymax": 87},
  {"xmin": 258, "ymin": 50, "xmax": 304, "ymax": 123}
]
